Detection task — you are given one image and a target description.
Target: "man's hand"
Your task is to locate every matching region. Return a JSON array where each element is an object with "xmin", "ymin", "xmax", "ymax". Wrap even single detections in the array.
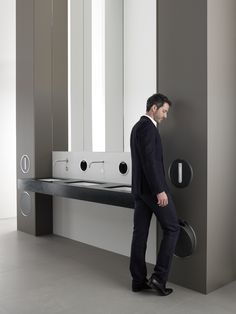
[{"xmin": 156, "ymin": 192, "xmax": 168, "ymax": 207}]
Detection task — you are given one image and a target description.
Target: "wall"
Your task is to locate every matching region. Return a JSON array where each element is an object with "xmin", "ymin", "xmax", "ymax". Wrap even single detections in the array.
[
  {"xmin": 207, "ymin": 0, "xmax": 236, "ymax": 292},
  {"xmin": 16, "ymin": 0, "xmax": 67, "ymax": 235},
  {"xmin": 123, "ymin": 0, "xmax": 156, "ymax": 152},
  {"xmin": 0, "ymin": 0, "xmax": 16, "ymax": 218},
  {"xmin": 157, "ymin": 0, "xmax": 207, "ymax": 293}
]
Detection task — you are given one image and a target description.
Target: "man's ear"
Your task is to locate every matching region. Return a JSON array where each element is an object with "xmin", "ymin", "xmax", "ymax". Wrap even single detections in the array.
[{"xmin": 153, "ymin": 104, "xmax": 158, "ymax": 112}]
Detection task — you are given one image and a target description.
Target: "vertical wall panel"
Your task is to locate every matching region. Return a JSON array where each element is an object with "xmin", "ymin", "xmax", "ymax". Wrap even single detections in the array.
[
  {"xmin": 16, "ymin": 0, "xmax": 68, "ymax": 235},
  {"xmin": 207, "ymin": 0, "xmax": 236, "ymax": 292},
  {"xmin": 157, "ymin": 0, "xmax": 207, "ymax": 293}
]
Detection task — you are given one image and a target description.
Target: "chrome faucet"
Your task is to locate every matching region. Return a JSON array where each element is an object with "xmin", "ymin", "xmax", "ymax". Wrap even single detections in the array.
[
  {"xmin": 88, "ymin": 160, "xmax": 105, "ymax": 168},
  {"xmin": 53, "ymin": 158, "xmax": 69, "ymax": 171}
]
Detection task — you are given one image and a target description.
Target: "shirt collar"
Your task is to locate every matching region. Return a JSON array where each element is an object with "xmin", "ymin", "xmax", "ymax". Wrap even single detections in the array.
[{"xmin": 144, "ymin": 114, "xmax": 157, "ymax": 127}]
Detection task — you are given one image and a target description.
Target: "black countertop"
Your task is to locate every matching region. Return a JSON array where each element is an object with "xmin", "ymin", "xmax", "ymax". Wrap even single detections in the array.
[{"xmin": 18, "ymin": 178, "xmax": 134, "ymax": 209}]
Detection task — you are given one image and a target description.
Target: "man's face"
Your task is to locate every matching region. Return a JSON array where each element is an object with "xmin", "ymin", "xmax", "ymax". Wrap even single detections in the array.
[{"xmin": 154, "ymin": 102, "xmax": 170, "ymax": 124}]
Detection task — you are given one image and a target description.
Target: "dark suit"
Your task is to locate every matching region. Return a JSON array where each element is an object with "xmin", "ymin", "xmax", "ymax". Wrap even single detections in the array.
[{"xmin": 130, "ymin": 116, "xmax": 180, "ymax": 286}]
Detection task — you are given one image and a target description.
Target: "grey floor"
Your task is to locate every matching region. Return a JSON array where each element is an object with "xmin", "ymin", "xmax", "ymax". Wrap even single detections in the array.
[{"xmin": 0, "ymin": 219, "xmax": 236, "ymax": 314}]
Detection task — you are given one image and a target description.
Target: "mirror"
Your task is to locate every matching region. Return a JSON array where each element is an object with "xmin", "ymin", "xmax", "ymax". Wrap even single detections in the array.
[{"xmin": 68, "ymin": 0, "xmax": 156, "ymax": 152}]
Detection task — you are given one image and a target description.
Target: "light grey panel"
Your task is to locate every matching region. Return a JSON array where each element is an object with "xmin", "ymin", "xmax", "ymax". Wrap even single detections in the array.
[
  {"xmin": 105, "ymin": 0, "xmax": 124, "ymax": 152},
  {"xmin": 157, "ymin": 0, "xmax": 207, "ymax": 293}
]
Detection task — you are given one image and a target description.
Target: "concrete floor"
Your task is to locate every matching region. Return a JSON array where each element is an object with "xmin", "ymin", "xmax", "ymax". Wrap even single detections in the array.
[{"xmin": 0, "ymin": 218, "xmax": 235, "ymax": 314}]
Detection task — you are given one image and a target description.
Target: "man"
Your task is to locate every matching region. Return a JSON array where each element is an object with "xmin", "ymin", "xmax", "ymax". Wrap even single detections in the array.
[{"xmin": 130, "ymin": 93, "xmax": 180, "ymax": 296}]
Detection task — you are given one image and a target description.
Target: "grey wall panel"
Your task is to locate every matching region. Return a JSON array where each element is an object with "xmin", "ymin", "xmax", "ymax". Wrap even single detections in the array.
[
  {"xmin": 34, "ymin": 0, "xmax": 53, "ymax": 178},
  {"xmin": 207, "ymin": 0, "xmax": 236, "ymax": 293},
  {"xmin": 52, "ymin": 0, "xmax": 68, "ymax": 151},
  {"xmin": 16, "ymin": 0, "xmax": 36, "ymax": 235},
  {"xmin": 16, "ymin": 0, "xmax": 35, "ymax": 179},
  {"xmin": 157, "ymin": 0, "xmax": 207, "ymax": 293},
  {"xmin": 16, "ymin": 0, "xmax": 68, "ymax": 235}
]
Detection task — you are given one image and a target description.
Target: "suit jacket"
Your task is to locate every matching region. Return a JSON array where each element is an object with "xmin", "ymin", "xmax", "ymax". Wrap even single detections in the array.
[{"xmin": 130, "ymin": 116, "xmax": 169, "ymax": 197}]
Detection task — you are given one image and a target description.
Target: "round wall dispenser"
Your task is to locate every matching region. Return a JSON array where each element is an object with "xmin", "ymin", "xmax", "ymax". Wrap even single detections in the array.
[
  {"xmin": 119, "ymin": 161, "xmax": 128, "ymax": 175},
  {"xmin": 20, "ymin": 154, "xmax": 30, "ymax": 174},
  {"xmin": 20, "ymin": 191, "xmax": 32, "ymax": 216},
  {"xmin": 80, "ymin": 160, "xmax": 87, "ymax": 171},
  {"xmin": 174, "ymin": 220, "xmax": 197, "ymax": 258},
  {"xmin": 168, "ymin": 159, "xmax": 193, "ymax": 188}
]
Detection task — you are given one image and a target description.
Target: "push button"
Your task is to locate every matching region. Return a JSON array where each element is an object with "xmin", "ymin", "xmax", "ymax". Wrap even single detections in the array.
[{"xmin": 168, "ymin": 159, "xmax": 193, "ymax": 188}]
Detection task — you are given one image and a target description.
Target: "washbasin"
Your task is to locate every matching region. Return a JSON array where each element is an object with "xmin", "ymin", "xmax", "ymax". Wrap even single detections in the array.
[
  {"xmin": 105, "ymin": 185, "xmax": 131, "ymax": 193},
  {"xmin": 38, "ymin": 178, "xmax": 66, "ymax": 182},
  {"xmin": 66, "ymin": 181, "xmax": 102, "ymax": 187}
]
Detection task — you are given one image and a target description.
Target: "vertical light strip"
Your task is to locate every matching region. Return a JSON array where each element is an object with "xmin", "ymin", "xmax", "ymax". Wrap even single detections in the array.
[
  {"xmin": 92, "ymin": 0, "xmax": 105, "ymax": 152},
  {"xmin": 68, "ymin": 0, "xmax": 71, "ymax": 151}
]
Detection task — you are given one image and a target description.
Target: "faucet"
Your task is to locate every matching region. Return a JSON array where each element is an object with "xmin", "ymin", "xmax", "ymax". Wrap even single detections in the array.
[
  {"xmin": 53, "ymin": 158, "xmax": 69, "ymax": 171},
  {"xmin": 88, "ymin": 160, "xmax": 105, "ymax": 168}
]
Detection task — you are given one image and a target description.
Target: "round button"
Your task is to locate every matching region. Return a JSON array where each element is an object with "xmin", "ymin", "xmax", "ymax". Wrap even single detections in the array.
[
  {"xmin": 80, "ymin": 160, "xmax": 87, "ymax": 171},
  {"xmin": 119, "ymin": 162, "xmax": 128, "ymax": 175},
  {"xmin": 20, "ymin": 155, "xmax": 30, "ymax": 174},
  {"xmin": 168, "ymin": 159, "xmax": 193, "ymax": 188}
]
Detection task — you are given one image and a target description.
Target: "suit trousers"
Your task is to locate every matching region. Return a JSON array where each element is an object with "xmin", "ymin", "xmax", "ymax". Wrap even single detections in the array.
[{"xmin": 130, "ymin": 193, "xmax": 180, "ymax": 285}]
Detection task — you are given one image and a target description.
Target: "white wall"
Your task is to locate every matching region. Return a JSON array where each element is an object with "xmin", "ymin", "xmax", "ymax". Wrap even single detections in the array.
[
  {"xmin": 0, "ymin": 0, "xmax": 16, "ymax": 218},
  {"xmin": 124, "ymin": 0, "xmax": 156, "ymax": 152}
]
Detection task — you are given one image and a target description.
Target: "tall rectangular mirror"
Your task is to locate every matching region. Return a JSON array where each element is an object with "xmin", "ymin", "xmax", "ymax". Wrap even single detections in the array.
[{"xmin": 68, "ymin": 0, "xmax": 156, "ymax": 152}]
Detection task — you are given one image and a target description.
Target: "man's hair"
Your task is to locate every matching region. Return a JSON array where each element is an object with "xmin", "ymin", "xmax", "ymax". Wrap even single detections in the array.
[{"xmin": 146, "ymin": 93, "xmax": 172, "ymax": 112}]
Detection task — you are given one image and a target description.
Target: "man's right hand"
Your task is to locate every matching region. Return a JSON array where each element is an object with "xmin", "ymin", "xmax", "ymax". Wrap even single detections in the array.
[{"xmin": 157, "ymin": 192, "xmax": 168, "ymax": 207}]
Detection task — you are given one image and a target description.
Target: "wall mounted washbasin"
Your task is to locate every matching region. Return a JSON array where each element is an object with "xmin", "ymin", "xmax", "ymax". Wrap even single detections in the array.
[
  {"xmin": 38, "ymin": 178, "xmax": 66, "ymax": 182},
  {"xmin": 18, "ymin": 178, "xmax": 133, "ymax": 208},
  {"xmin": 66, "ymin": 181, "xmax": 103, "ymax": 187},
  {"xmin": 105, "ymin": 185, "xmax": 131, "ymax": 193}
]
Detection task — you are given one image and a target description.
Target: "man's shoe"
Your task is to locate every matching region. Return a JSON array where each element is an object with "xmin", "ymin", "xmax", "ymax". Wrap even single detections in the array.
[
  {"xmin": 148, "ymin": 276, "xmax": 173, "ymax": 296},
  {"xmin": 132, "ymin": 279, "xmax": 152, "ymax": 292}
]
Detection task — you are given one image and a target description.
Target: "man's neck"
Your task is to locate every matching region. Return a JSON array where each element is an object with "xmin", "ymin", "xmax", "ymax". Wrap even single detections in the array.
[{"xmin": 144, "ymin": 113, "xmax": 157, "ymax": 127}]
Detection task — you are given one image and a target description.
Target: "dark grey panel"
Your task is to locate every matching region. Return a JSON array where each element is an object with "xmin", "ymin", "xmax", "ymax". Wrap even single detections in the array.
[
  {"xmin": 34, "ymin": 0, "xmax": 53, "ymax": 178},
  {"xmin": 52, "ymin": 0, "xmax": 68, "ymax": 151},
  {"xmin": 157, "ymin": 0, "xmax": 207, "ymax": 293},
  {"xmin": 16, "ymin": 0, "xmax": 68, "ymax": 236},
  {"xmin": 16, "ymin": 0, "xmax": 35, "ymax": 179}
]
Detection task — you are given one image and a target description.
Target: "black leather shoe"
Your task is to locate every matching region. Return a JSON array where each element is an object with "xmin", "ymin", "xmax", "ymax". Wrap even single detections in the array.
[
  {"xmin": 148, "ymin": 276, "xmax": 173, "ymax": 296},
  {"xmin": 132, "ymin": 279, "xmax": 152, "ymax": 292}
]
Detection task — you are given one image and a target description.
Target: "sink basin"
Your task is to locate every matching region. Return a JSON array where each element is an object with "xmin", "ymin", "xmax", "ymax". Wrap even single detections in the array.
[
  {"xmin": 38, "ymin": 178, "xmax": 66, "ymax": 182},
  {"xmin": 106, "ymin": 185, "xmax": 131, "ymax": 193},
  {"xmin": 66, "ymin": 181, "xmax": 102, "ymax": 187}
]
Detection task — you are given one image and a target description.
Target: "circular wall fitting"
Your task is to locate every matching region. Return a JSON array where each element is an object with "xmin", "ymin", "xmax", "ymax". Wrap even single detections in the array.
[
  {"xmin": 80, "ymin": 160, "xmax": 87, "ymax": 171},
  {"xmin": 119, "ymin": 161, "xmax": 128, "ymax": 175},
  {"xmin": 20, "ymin": 192, "xmax": 32, "ymax": 216},
  {"xmin": 174, "ymin": 220, "xmax": 197, "ymax": 258}
]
